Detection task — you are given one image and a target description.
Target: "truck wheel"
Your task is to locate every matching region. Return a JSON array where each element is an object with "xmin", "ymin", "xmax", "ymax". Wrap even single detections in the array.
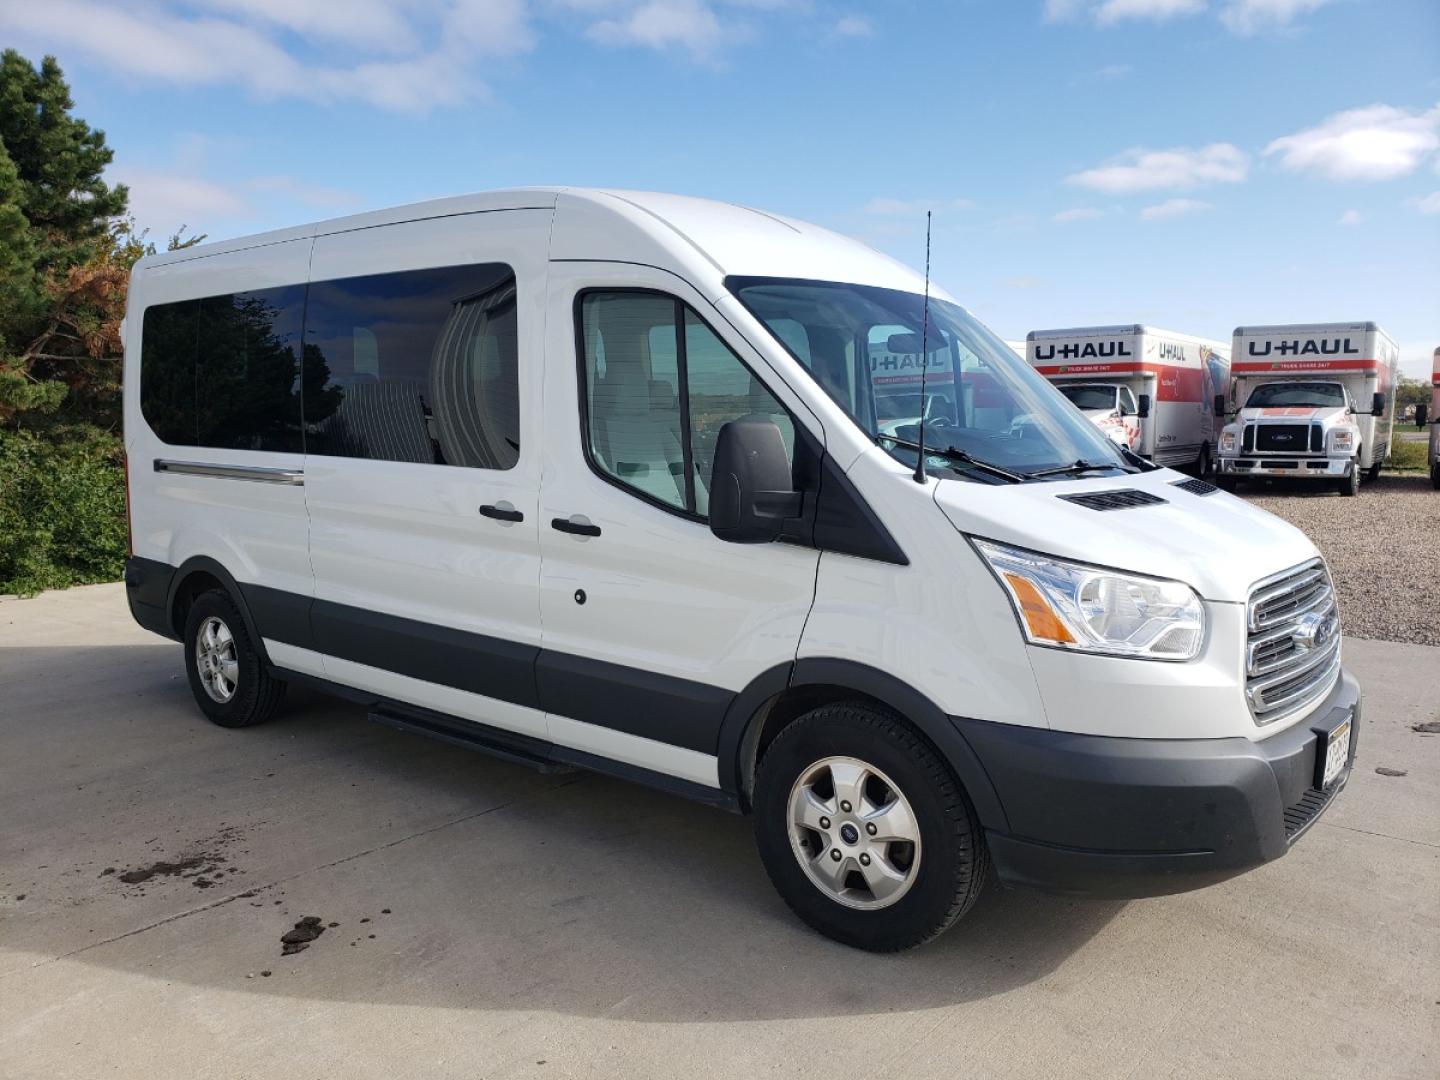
[
  {"xmin": 1432, "ymin": 462, "xmax": 1440, "ymax": 491},
  {"xmin": 1365, "ymin": 461, "xmax": 1383, "ymax": 483},
  {"xmin": 752, "ymin": 703, "xmax": 988, "ymax": 951},
  {"xmin": 1195, "ymin": 443, "xmax": 1212, "ymax": 478},
  {"xmin": 1215, "ymin": 475, "xmax": 1238, "ymax": 493},
  {"xmin": 1337, "ymin": 466, "xmax": 1360, "ymax": 497},
  {"xmin": 182, "ymin": 589, "xmax": 286, "ymax": 728}
]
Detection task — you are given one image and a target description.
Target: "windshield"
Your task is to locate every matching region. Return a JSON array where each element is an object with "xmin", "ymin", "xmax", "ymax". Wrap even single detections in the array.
[
  {"xmin": 1059, "ymin": 384, "xmax": 1120, "ymax": 411},
  {"xmin": 729, "ymin": 278, "xmax": 1130, "ymax": 481},
  {"xmin": 1244, "ymin": 382, "xmax": 1347, "ymax": 409}
]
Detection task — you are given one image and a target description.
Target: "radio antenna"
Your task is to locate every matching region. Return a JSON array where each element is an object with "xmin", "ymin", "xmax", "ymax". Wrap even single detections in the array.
[{"xmin": 913, "ymin": 210, "xmax": 932, "ymax": 484}]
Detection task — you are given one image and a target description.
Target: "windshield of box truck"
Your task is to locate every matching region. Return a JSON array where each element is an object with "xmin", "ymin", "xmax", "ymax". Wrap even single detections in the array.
[
  {"xmin": 1059, "ymin": 384, "xmax": 1120, "ymax": 412},
  {"xmin": 729, "ymin": 278, "xmax": 1130, "ymax": 482},
  {"xmin": 1244, "ymin": 382, "xmax": 1347, "ymax": 409}
]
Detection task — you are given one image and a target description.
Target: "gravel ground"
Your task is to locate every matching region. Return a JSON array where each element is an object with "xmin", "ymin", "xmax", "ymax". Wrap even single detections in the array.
[{"xmin": 1239, "ymin": 471, "xmax": 1440, "ymax": 646}]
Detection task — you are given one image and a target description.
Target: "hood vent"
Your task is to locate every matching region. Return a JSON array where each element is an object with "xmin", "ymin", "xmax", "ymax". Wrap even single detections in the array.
[
  {"xmin": 1172, "ymin": 477, "xmax": 1219, "ymax": 496},
  {"xmin": 1057, "ymin": 489, "xmax": 1168, "ymax": 511}
]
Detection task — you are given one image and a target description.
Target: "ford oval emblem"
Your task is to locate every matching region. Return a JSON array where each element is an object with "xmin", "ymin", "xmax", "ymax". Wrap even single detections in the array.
[{"xmin": 1294, "ymin": 611, "xmax": 1337, "ymax": 652}]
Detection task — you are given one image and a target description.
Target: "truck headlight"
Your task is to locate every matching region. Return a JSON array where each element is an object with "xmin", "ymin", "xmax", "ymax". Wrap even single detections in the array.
[
  {"xmin": 1331, "ymin": 429, "xmax": 1355, "ymax": 452},
  {"xmin": 973, "ymin": 539, "xmax": 1205, "ymax": 661},
  {"xmin": 1219, "ymin": 430, "xmax": 1238, "ymax": 453}
]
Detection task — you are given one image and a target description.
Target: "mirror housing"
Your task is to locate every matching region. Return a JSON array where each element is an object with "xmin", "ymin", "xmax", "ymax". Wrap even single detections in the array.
[
  {"xmin": 1214, "ymin": 394, "xmax": 1227, "ymax": 418},
  {"xmin": 1371, "ymin": 391, "xmax": 1385, "ymax": 417},
  {"xmin": 1136, "ymin": 393, "xmax": 1152, "ymax": 419},
  {"xmin": 709, "ymin": 419, "xmax": 801, "ymax": 544}
]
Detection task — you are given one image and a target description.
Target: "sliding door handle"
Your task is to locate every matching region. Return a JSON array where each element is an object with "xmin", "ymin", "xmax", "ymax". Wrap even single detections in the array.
[
  {"xmin": 479, "ymin": 502, "xmax": 524, "ymax": 523},
  {"xmin": 551, "ymin": 515, "xmax": 601, "ymax": 537}
]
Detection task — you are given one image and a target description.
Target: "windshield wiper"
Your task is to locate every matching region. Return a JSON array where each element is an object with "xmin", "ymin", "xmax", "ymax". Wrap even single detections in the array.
[
  {"xmin": 876, "ymin": 435, "xmax": 1026, "ymax": 483},
  {"xmin": 1026, "ymin": 459, "xmax": 1130, "ymax": 479}
]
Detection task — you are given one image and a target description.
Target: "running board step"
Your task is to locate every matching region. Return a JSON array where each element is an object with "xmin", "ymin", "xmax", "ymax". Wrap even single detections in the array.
[{"xmin": 366, "ymin": 707, "xmax": 577, "ymax": 775}]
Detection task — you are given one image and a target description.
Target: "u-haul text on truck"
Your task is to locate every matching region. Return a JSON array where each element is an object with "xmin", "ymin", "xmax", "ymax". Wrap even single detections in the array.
[
  {"xmin": 1027, "ymin": 325, "xmax": 1230, "ymax": 473},
  {"xmin": 1218, "ymin": 322, "xmax": 1400, "ymax": 497}
]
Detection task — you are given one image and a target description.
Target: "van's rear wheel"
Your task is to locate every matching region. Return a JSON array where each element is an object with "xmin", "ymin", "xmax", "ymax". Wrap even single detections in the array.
[
  {"xmin": 752, "ymin": 703, "xmax": 988, "ymax": 951},
  {"xmin": 183, "ymin": 590, "xmax": 285, "ymax": 728}
]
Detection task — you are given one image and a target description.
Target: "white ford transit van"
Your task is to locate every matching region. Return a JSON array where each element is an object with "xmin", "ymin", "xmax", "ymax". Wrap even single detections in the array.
[{"xmin": 123, "ymin": 189, "xmax": 1359, "ymax": 951}]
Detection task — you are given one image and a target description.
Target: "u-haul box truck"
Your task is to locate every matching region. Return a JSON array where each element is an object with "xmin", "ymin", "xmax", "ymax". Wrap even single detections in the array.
[
  {"xmin": 1219, "ymin": 322, "xmax": 1400, "ymax": 497},
  {"xmin": 1027, "ymin": 325, "xmax": 1230, "ymax": 473},
  {"xmin": 1430, "ymin": 346, "xmax": 1440, "ymax": 490}
]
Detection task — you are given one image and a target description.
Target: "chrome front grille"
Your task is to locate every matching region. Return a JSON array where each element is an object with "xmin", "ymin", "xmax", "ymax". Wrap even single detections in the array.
[{"xmin": 1245, "ymin": 559, "xmax": 1341, "ymax": 724}]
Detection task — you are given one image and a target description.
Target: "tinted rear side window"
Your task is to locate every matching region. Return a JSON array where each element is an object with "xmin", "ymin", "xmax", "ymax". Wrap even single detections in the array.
[
  {"xmin": 302, "ymin": 264, "xmax": 520, "ymax": 469},
  {"xmin": 140, "ymin": 287, "xmax": 305, "ymax": 451}
]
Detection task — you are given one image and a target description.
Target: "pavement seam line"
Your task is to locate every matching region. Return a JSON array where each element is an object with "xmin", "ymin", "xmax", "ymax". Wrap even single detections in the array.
[
  {"xmin": 8, "ymin": 774, "xmax": 587, "ymax": 976},
  {"xmin": 1318, "ymin": 821, "xmax": 1440, "ymax": 850}
]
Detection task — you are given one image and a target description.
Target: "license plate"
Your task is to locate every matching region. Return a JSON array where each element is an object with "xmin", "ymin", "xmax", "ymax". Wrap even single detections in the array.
[{"xmin": 1320, "ymin": 716, "xmax": 1352, "ymax": 788}]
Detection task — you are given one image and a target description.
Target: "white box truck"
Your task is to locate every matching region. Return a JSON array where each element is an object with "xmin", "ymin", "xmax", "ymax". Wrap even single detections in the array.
[
  {"xmin": 1027, "ymin": 325, "xmax": 1230, "ymax": 473},
  {"xmin": 1218, "ymin": 322, "xmax": 1401, "ymax": 497},
  {"xmin": 1430, "ymin": 346, "xmax": 1440, "ymax": 490}
]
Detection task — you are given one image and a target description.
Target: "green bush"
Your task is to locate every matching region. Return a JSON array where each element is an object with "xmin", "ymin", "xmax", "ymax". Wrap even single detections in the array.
[
  {"xmin": 1385, "ymin": 438, "xmax": 1428, "ymax": 472},
  {"xmin": 0, "ymin": 429, "xmax": 127, "ymax": 595}
]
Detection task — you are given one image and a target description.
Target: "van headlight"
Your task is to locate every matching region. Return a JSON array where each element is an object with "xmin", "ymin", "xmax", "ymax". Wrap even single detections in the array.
[
  {"xmin": 1331, "ymin": 429, "xmax": 1355, "ymax": 452},
  {"xmin": 972, "ymin": 539, "xmax": 1205, "ymax": 661},
  {"xmin": 1219, "ymin": 429, "xmax": 1238, "ymax": 453}
]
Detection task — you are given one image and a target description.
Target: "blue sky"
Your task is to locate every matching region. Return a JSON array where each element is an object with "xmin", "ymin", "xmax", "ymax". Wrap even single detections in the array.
[{"xmin": 3, "ymin": 0, "xmax": 1437, "ymax": 376}]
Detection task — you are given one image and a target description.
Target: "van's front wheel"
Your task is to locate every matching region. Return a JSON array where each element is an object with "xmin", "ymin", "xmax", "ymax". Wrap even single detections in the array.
[
  {"xmin": 183, "ymin": 590, "xmax": 285, "ymax": 728},
  {"xmin": 753, "ymin": 704, "xmax": 988, "ymax": 951}
]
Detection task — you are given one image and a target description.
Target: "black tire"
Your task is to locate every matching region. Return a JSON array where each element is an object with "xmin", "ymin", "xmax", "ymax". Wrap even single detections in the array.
[
  {"xmin": 182, "ymin": 589, "xmax": 285, "ymax": 728},
  {"xmin": 1432, "ymin": 461, "xmax": 1440, "ymax": 491},
  {"xmin": 1215, "ymin": 474, "xmax": 1238, "ymax": 493},
  {"xmin": 1337, "ymin": 465, "xmax": 1360, "ymax": 497},
  {"xmin": 1194, "ymin": 443, "xmax": 1211, "ymax": 478},
  {"xmin": 1365, "ymin": 460, "xmax": 1382, "ymax": 483},
  {"xmin": 752, "ymin": 703, "xmax": 988, "ymax": 951}
]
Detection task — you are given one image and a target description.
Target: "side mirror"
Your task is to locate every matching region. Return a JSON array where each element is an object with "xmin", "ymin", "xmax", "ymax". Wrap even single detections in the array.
[
  {"xmin": 1214, "ymin": 394, "xmax": 1227, "ymax": 418},
  {"xmin": 1136, "ymin": 394, "xmax": 1151, "ymax": 419},
  {"xmin": 1371, "ymin": 392, "xmax": 1385, "ymax": 417},
  {"xmin": 709, "ymin": 419, "xmax": 801, "ymax": 544}
]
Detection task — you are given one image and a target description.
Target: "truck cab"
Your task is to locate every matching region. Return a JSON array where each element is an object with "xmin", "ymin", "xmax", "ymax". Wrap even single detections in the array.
[
  {"xmin": 1054, "ymin": 382, "xmax": 1143, "ymax": 450},
  {"xmin": 1219, "ymin": 322, "xmax": 1400, "ymax": 497}
]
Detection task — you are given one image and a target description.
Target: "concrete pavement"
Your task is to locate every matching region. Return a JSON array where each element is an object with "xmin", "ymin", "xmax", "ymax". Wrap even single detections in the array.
[{"xmin": 1, "ymin": 583, "xmax": 1437, "ymax": 1079}]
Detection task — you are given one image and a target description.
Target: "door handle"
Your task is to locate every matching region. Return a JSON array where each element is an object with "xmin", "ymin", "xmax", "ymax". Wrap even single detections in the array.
[
  {"xmin": 551, "ymin": 515, "xmax": 601, "ymax": 537},
  {"xmin": 479, "ymin": 502, "xmax": 524, "ymax": 523}
]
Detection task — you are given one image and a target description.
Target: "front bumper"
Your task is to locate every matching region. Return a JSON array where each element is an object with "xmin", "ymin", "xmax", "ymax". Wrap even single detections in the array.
[
  {"xmin": 1219, "ymin": 455, "xmax": 1351, "ymax": 479},
  {"xmin": 952, "ymin": 669, "xmax": 1360, "ymax": 897}
]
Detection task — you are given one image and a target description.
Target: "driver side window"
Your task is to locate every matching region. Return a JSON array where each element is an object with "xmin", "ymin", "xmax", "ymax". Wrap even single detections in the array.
[{"xmin": 579, "ymin": 291, "xmax": 794, "ymax": 519}]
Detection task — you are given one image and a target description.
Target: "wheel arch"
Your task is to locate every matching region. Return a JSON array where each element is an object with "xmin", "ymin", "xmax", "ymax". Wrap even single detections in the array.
[
  {"xmin": 717, "ymin": 658, "xmax": 1009, "ymax": 833},
  {"xmin": 166, "ymin": 556, "xmax": 271, "ymax": 666}
]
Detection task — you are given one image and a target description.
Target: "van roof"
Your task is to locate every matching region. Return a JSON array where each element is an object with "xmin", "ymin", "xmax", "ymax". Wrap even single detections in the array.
[{"xmin": 133, "ymin": 186, "xmax": 932, "ymax": 296}]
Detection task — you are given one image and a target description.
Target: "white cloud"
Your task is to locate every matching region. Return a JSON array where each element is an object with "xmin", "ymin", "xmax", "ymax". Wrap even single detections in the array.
[
  {"xmin": 1336, "ymin": 209, "xmax": 1363, "ymax": 226},
  {"xmin": 1052, "ymin": 207, "xmax": 1106, "ymax": 222},
  {"xmin": 1140, "ymin": 198, "xmax": 1211, "ymax": 220},
  {"xmin": 1002, "ymin": 276, "xmax": 1043, "ymax": 290},
  {"xmin": 1067, "ymin": 143, "xmax": 1249, "ymax": 192},
  {"xmin": 0, "ymin": 0, "xmax": 536, "ymax": 111},
  {"xmin": 863, "ymin": 196, "xmax": 975, "ymax": 216},
  {"xmin": 1048, "ymin": 0, "xmax": 1337, "ymax": 33},
  {"xmin": 1410, "ymin": 191, "xmax": 1440, "ymax": 216},
  {"xmin": 1265, "ymin": 104, "xmax": 1440, "ymax": 181},
  {"xmin": 1096, "ymin": 63, "xmax": 1132, "ymax": 79},
  {"xmin": 1219, "ymin": 0, "xmax": 1336, "ymax": 34},
  {"xmin": 587, "ymin": 0, "xmax": 731, "ymax": 57},
  {"xmin": 831, "ymin": 14, "xmax": 872, "ymax": 38}
]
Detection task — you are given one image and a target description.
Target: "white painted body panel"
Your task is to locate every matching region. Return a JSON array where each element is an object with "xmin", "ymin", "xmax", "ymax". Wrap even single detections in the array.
[{"xmin": 536, "ymin": 261, "xmax": 821, "ymax": 700}]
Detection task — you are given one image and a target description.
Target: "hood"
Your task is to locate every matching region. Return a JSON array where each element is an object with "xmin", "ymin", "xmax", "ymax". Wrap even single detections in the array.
[
  {"xmin": 934, "ymin": 469, "xmax": 1317, "ymax": 603},
  {"xmin": 1238, "ymin": 405, "xmax": 1349, "ymax": 424}
]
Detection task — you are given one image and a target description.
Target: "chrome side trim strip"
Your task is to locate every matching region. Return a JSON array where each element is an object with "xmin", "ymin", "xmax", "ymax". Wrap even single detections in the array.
[{"xmin": 153, "ymin": 459, "xmax": 304, "ymax": 485}]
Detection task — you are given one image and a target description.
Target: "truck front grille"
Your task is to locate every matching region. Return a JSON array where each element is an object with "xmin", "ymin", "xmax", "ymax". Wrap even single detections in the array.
[
  {"xmin": 1245, "ymin": 559, "xmax": 1341, "ymax": 725},
  {"xmin": 1254, "ymin": 424, "xmax": 1311, "ymax": 453}
]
